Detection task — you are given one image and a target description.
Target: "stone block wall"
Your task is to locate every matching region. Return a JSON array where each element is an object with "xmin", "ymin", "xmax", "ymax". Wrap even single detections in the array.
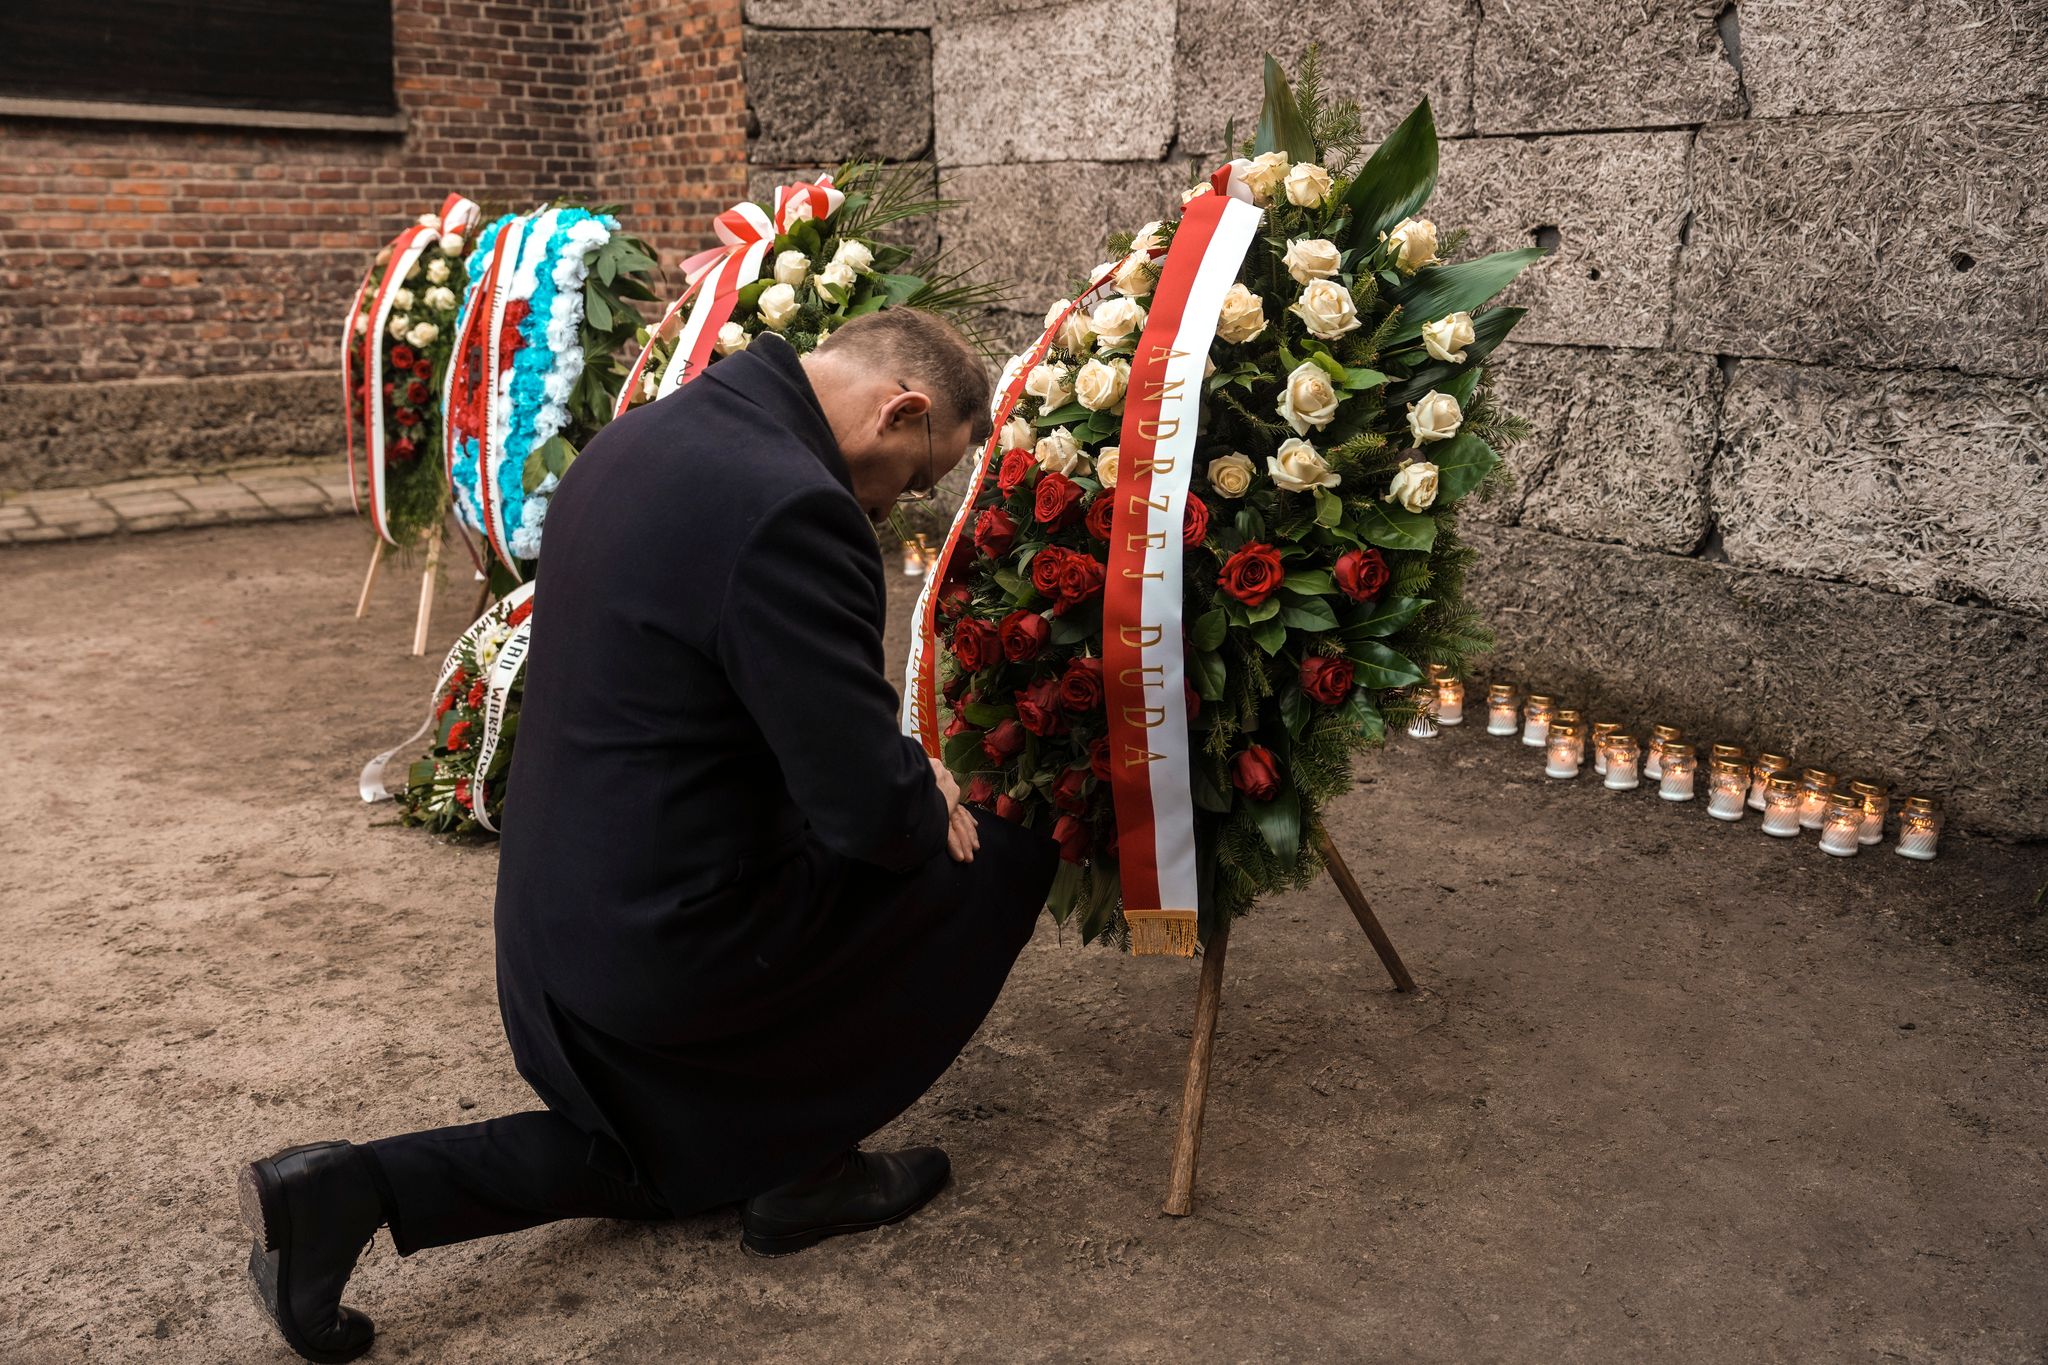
[
  {"xmin": 0, "ymin": 0, "xmax": 746, "ymax": 491},
  {"xmin": 744, "ymin": 0, "xmax": 2048, "ymax": 836}
]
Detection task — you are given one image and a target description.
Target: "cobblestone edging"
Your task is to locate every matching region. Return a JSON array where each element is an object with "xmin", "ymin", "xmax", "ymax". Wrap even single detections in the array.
[{"xmin": 0, "ymin": 463, "xmax": 355, "ymax": 546}]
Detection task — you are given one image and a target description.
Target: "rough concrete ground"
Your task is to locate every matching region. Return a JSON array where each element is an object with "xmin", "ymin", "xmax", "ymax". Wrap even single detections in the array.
[{"xmin": 2, "ymin": 517, "xmax": 2044, "ymax": 1364}]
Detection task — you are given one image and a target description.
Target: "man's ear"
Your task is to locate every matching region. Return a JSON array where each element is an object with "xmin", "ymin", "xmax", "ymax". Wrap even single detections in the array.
[{"xmin": 880, "ymin": 386, "xmax": 932, "ymax": 433}]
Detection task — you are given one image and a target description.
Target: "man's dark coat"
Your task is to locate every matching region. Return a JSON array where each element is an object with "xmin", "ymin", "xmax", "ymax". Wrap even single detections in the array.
[{"xmin": 490, "ymin": 334, "xmax": 1057, "ymax": 1212}]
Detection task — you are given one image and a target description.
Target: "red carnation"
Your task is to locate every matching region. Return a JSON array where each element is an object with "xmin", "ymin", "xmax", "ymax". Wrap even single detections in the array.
[
  {"xmin": 951, "ymin": 617, "xmax": 1001, "ymax": 672},
  {"xmin": 389, "ymin": 344, "xmax": 416, "ymax": 368},
  {"xmin": 997, "ymin": 449, "xmax": 1034, "ymax": 497},
  {"xmin": 466, "ymin": 679, "xmax": 486, "ymax": 708},
  {"xmin": 1058, "ymin": 657, "xmax": 1104, "ymax": 713},
  {"xmin": 1334, "ymin": 547, "xmax": 1390, "ymax": 603},
  {"xmin": 965, "ymin": 773, "xmax": 999, "ymax": 807},
  {"xmin": 981, "ymin": 718, "xmax": 1026, "ymax": 764},
  {"xmin": 1218, "ymin": 542, "xmax": 1285, "ymax": 606},
  {"xmin": 411, "ymin": 358, "xmax": 434, "ymax": 380},
  {"xmin": 995, "ymin": 793, "xmax": 1026, "ymax": 823},
  {"xmin": 938, "ymin": 582, "xmax": 972, "ymax": 620},
  {"xmin": 1034, "ymin": 470, "xmax": 1085, "ymax": 529},
  {"xmin": 1000, "ymin": 610, "xmax": 1050, "ymax": 663},
  {"xmin": 1300, "ymin": 656, "xmax": 1356, "ymax": 706},
  {"xmin": 973, "ymin": 506, "xmax": 1018, "ymax": 560},
  {"xmin": 1014, "ymin": 677, "xmax": 1068, "ymax": 738},
  {"xmin": 446, "ymin": 720, "xmax": 473, "ymax": 752},
  {"xmin": 1030, "ymin": 546, "xmax": 1070, "ymax": 597},
  {"xmin": 1052, "ymin": 554, "xmax": 1106, "ymax": 616},
  {"xmin": 506, "ymin": 601, "xmax": 533, "ymax": 628},
  {"xmin": 434, "ymin": 693, "xmax": 456, "ymax": 721},
  {"xmin": 1084, "ymin": 495, "xmax": 1114, "ymax": 541},
  {"xmin": 455, "ymin": 777, "xmax": 473, "ymax": 810},
  {"xmin": 1090, "ymin": 735, "xmax": 1112, "ymax": 781},
  {"xmin": 393, "ymin": 437, "xmax": 418, "ymax": 461},
  {"xmin": 1051, "ymin": 767, "xmax": 1090, "ymax": 814},
  {"xmin": 394, "ymin": 406, "xmax": 422, "ymax": 427},
  {"xmin": 1183, "ymin": 492, "xmax": 1210, "ymax": 548},
  {"xmin": 1052, "ymin": 813, "xmax": 1091, "ymax": 864},
  {"xmin": 1231, "ymin": 745, "xmax": 1280, "ymax": 801}
]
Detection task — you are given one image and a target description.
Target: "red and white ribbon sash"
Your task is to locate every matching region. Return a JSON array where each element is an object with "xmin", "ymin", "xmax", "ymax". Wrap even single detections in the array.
[
  {"xmin": 1102, "ymin": 191, "xmax": 1263, "ymax": 955},
  {"xmin": 899, "ymin": 254, "xmax": 1143, "ymax": 751},
  {"xmin": 442, "ymin": 214, "xmax": 533, "ymax": 577},
  {"xmin": 613, "ymin": 175, "xmax": 846, "ymax": 419},
  {"xmin": 468, "ymin": 611, "xmax": 532, "ymax": 834},
  {"xmin": 478, "ymin": 215, "xmax": 534, "ymax": 575}
]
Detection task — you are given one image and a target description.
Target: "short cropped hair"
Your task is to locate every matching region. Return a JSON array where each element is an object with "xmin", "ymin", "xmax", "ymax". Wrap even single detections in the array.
[{"xmin": 815, "ymin": 309, "xmax": 993, "ymax": 448}]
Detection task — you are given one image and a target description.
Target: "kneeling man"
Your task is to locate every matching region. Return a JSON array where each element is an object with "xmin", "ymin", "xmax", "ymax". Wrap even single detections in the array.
[{"xmin": 239, "ymin": 310, "xmax": 1058, "ymax": 1362}]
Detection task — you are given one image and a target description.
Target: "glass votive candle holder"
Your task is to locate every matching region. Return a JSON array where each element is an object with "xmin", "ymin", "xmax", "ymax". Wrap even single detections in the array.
[
  {"xmin": 1602, "ymin": 734, "xmax": 1641, "ymax": 791},
  {"xmin": 1405, "ymin": 685, "xmax": 1441, "ymax": 739},
  {"xmin": 1850, "ymin": 780, "xmax": 1889, "ymax": 845},
  {"xmin": 1643, "ymin": 725, "xmax": 1683, "ymax": 780},
  {"xmin": 1522, "ymin": 694, "xmax": 1556, "ymax": 748},
  {"xmin": 1706, "ymin": 757, "xmax": 1748, "ymax": 821},
  {"xmin": 1545, "ymin": 723, "xmax": 1582, "ymax": 779},
  {"xmin": 1590, "ymin": 721, "xmax": 1622, "ymax": 776},
  {"xmin": 900, "ymin": 539, "xmax": 926, "ymax": 576},
  {"xmin": 1797, "ymin": 768, "xmax": 1837, "ymax": 830},
  {"xmin": 1486, "ymin": 683, "xmax": 1519, "ymax": 736},
  {"xmin": 1748, "ymin": 752, "xmax": 1791, "ymax": 811},
  {"xmin": 1710, "ymin": 743, "xmax": 1746, "ymax": 768},
  {"xmin": 1895, "ymin": 797, "xmax": 1942, "ymax": 861},
  {"xmin": 1428, "ymin": 664, "xmax": 1465, "ymax": 726},
  {"xmin": 1818, "ymin": 792, "xmax": 1865, "ymax": 856},
  {"xmin": 1760, "ymin": 774, "xmax": 1802, "ymax": 836},
  {"xmin": 1658, "ymin": 743, "xmax": 1698, "ymax": 802}
]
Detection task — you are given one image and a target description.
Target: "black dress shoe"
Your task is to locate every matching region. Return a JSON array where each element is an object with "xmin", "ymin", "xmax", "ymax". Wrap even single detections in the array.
[
  {"xmin": 740, "ymin": 1146, "xmax": 951, "ymax": 1256},
  {"xmin": 238, "ymin": 1142, "xmax": 384, "ymax": 1363}
]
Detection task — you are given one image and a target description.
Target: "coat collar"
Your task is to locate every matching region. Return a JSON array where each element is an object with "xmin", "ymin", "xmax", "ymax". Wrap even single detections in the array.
[{"xmin": 704, "ymin": 332, "xmax": 853, "ymax": 495}]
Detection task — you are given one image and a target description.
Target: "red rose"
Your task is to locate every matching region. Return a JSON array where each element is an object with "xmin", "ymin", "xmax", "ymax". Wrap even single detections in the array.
[
  {"xmin": 394, "ymin": 406, "xmax": 422, "ymax": 427},
  {"xmin": 406, "ymin": 379, "xmax": 431, "ymax": 405},
  {"xmin": 411, "ymin": 359, "xmax": 434, "ymax": 380},
  {"xmin": 981, "ymin": 718, "xmax": 1026, "ymax": 764},
  {"xmin": 1334, "ymin": 548, "xmax": 1390, "ymax": 603},
  {"xmin": 1218, "ymin": 542, "xmax": 1285, "ymax": 606},
  {"xmin": 389, "ymin": 344, "xmax": 416, "ymax": 368},
  {"xmin": 1051, "ymin": 767, "xmax": 1090, "ymax": 814},
  {"xmin": 1000, "ymin": 610, "xmax": 1050, "ymax": 663},
  {"xmin": 506, "ymin": 601, "xmax": 533, "ymax": 628},
  {"xmin": 943, "ymin": 669, "xmax": 970, "ymax": 703},
  {"xmin": 1231, "ymin": 745, "xmax": 1280, "ymax": 801},
  {"xmin": 943, "ymin": 710, "xmax": 977, "ymax": 739},
  {"xmin": 1052, "ymin": 554, "xmax": 1106, "ymax": 616},
  {"xmin": 951, "ymin": 617, "xmax": 1000, "ymax": 672},
  {"xmin": 965, "ymin": 773, "xmax": 999, "ymax": 807},
  {"xmin": 997, "ymin": 449, "xmax": 1034, "ymax": 496},
  {"xmin": 1059, "ymin": 657, "xmax": 1103, "ymax": 713},
  {"xmin": 1052, "ymin": 813, "xmax": 1091, "ymax": 863},
  {"xmin": 1084, "ymin": 495, "xmax": 1114, "ymax": 541},
  {"xmin": 1300, "ymin": 656, "xmax": 1356, "ymax": 706},
  {"xmin": 1030, "ymin": 546, "xmax": 1070, "ymax": 597},
  {"xmin": 1034, "ymin": 470, "xmax": 1085, "ymax": 529},
  {"xmin": 1014, "ymin": 677, "xmax": 1068, "ymax": 737},
  {"xmin": 446, "ymin": 720, "xmax": 473, "ymax": 752},
  {"xmin": 973, "ymin": 507, "xmax": 1018, "ymax": 560},
  {"xmin": 1183, "ymin": 492, "xmax": 1210, "ymax": 548},
  {"xmin": 995, "ymin": 793, "xmax": 1025, "ymax": 823},
  {"xmin": 1089, "ymin": 736, "xmax": 1112, "ymax": 781}
]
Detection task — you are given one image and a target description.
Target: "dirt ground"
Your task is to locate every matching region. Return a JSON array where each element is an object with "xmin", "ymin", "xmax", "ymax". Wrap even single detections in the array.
[{"xmin": 3, "ymin": 516, "xmax": 2045, "ymax": 1364}]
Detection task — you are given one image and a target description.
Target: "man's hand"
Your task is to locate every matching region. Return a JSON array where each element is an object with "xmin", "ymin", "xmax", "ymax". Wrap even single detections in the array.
[{"xmin": 930, "ymin": 756, "xmax": 979, "ymax": 863}]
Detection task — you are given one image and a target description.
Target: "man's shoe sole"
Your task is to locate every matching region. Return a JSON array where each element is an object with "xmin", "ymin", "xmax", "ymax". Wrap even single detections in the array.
[
  {"xmin": 739, "ymin": 1177, "xmax": 949, "ymax": 1258},
  {"xmin": 237, "ymin": 1149, "xmax": 375, "ymax": 1365}
]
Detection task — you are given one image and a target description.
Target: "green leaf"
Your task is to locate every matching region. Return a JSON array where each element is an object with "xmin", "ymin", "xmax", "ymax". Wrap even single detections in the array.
[
  {"xmin": 1338, "ymin": 691, "xmax": 1386, "ymax": 742},
  {"xmin": 1341, "ymin": 99, "xmax": 1438, "ymax": 241},
  {"xmin": 1251, "ymin": 616, "xmax": 1287, "ymax": 655},
  {"xmin": 1344, "ymin": 640, "xmax": 1425, "ymax": 690},
  {"xmin": 1439, "ymin": 364, "xmax": 1483, "ymax": 410},
  {"xmin": 1248, "ymin": 780, "xmax": 1302, "ymax": 863},
  {"xmin": 1342, "ymin": 367, "xmax": 1387, "ymax": 391},
  {"xmin": 1278, "ymin": 683, "xmax": 1309, "ymax": 740},
  {"xmin": 942, "ymin": 731, "xmax": 982, "ymax": 771},
  {"xmin": 1341, "ymin": 595, "xmax": 1429, "ymax": 639},
  {"xmin": 736, "ymin": 278, "xmax": 774, "ymax": 312},
  {"xmin": 1313, "ymin": 487, "xmax": 1344, "ymax": 528},
  {"xmin": 1045, "ymin": 859, "xmax": 1083, "ymax": 919},
  {"xmin": 1189, "ymin": 646, "xmax": 1227, "ymax": 702},
  {"xmin": 1278, "ymin": 597, "xmax": 1339, "ymax": 632},
  {"xmin": 962, "ymin": 702, "xmax": 1017, "ymax": 727},
  {"xmin": 1355, "ymin": 500, "xmax": 1437, "ymax": 552},
  {"xmin": 1283, "ymin": 568, "xmax": 1336, "ymax": 596},
  {"xmin": 521, "ymin": 446, "xmax": 547, "ymax": 494},
  {"xmin": 1384, "ymin": 249, "xmax": 1545, "ymax": 344},
  {"xmin": 1306, "ymin": 349, "xmax": 1348, "ymax": 384},
  {"xmin": 1080, "ymin": 863, "xmax": 1123, "ymax": 939},
  {"xmin": 874, "ymin": 271, "xmax": 923, "ymax": 306},
  {"xmin": 1190, "ymin": 755, "xmax": 1232, "ymax": 814},
  {"xmin": 1050, "ymin": 608, "xmax": 1100, "ymax": 645},
  {"xmin": 1429, "ymin": 430, "xmax": 1500, "ymax": 504},
  {"xmin": 1384, "ymin": 307, "xmax": 1525, "ymax": 405},
  {"xmin": 1035, "ymin": 402, "xmax": 1091, "ymax": 428},
  {"xmin": 1192, "ymin": 609, "xmax": 1227, "ymax": 651},
  {"xmin": 1253, "ymin": 54, "xmax": 1317, "ymax": 164},
  {"xmin": 536, "ymin": 435, "xmax": 577, "ymax": 478},
  {"xmin": 993, "ymin": 567, "xmax": 1037, "ymax": 603},
  {"xmin": 1246, "ymin": 596, "xmax": 1282, "ymax": 623},
  {"xmin": 597, "ymin": 249, "xmax": 617, "ymax": 285},
  {"xmin": 611, "ymin": 247, "xmax": 658, "ymax": 276}
]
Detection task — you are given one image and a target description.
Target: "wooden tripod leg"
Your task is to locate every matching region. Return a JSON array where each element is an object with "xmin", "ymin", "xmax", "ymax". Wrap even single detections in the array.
[
  {"xmin": 1314, "ymin": 828, "xmax": 1417, "ymax": 994},
  {"xmin": 1163, "ymin": 915, "xmax": 1231, "ymax": 1217},
  {"xmin": 353, "ymin": 539, "xmax": 385, "ymax": 620},
  {"xmin": 410, "ymin": 520, "xmax": 444, "ymax": 656}
]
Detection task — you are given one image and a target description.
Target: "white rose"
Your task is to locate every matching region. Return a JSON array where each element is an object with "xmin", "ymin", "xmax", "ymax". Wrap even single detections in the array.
[
  {"xmin": 387, "ymin": 314, "xmax": 411, "ymax": 340},
  {"xmin": 1389, "ymin": 460, "xmax": 1440, "ymax": 512},
  {"xmin": 1268, "ymin": 438, "xmax": 1340, "ymax": 493},
  {"xmin": 1114, "ymin": 254, "xmax": 1158, "ymax": 300},
  {"xmin": 1130, "ymin": 221, "xmax": 1166, "ymax": 254},
  {"xmin": 406, "ymin": 321, "xmax": 439, "ymax": 348},
  {"xmin": 1215, "ymin": 283, "xmax": 1267, "ymax": 344},
  {"xmin": 393, "ymin": 288, "xmax": 415, "ymax": 310},
  {"xmin": 640, "ymin": 372, "xmax": 659, "ymax": 401},
  {"xmin": 1092, "ymin": 297, "xmax": 1146, "ymax": 346},
  {"xmin": 714, "ymin": 321, "xmax": 750, "ymax": 355},
  {"xmin": 354, "ymin": 314, "xmax": 369, "ymax": 335},
  {"xmin": 1384, "ymin": 216, "xmax": 1440, "ymax": 272},
  {"xmin": 1242, "ymin": 150, "xmax": 1290, "ymax": 202},
  {"xmin": 438, "ymin": 232, "xmax": 465, "ymax": 256},
  {"xmin": 1421, "ymin": 312, "xmax": 1477, "ymax": 364},
  {"xmin": 1406, "ymin": 389, "xmax": 1463, "ymax": 444},
  {"xmin": 757, "ymin": 281, "xmax": 800, "ymax": 330},
  {"xmin": 1282, "ymin": 237, "xmax": 1341, "ymax": 285},
  {"xmin": 425, "ymin": 258, "xmax": 451, "ymax": 284},
  {"xmin": 1034, "ymin": 426, "xmax": 1088, "ymax": 476},
  {"xmin": 1276, "ymin": 361, "xmax": 1340, "ymax": 436},
  {"xmin": 1049, "ymin": 301, "xmax": 1095, "ymax": 355},
  {"xmin": 1095, "ymin": 446, "xmax": 1120, "ymax": 488},
  {"xmin": 417, "ymin": 213, "xmax": 443, "ymax": 230},
  {"xmin": 813, "ymin": 260, "xmax": 857, "ymax": 295},
  {"xmin": 831, "ymin": 239, "xmax": 873, "ymax": 273},
  {"xmin": 426, "ymin": 286, "xmax": 458, "ymax": 312},
  {"xmin": 773, "ymin": 250, "xmax": 810, "ymax": 287},
  {"xmin": 1181, "ymin": 182, "xmax": 1212, "ymax": 205},
  {"xmin": 1073, "ymin": 357, "xmax": 1129, "ymax": 412},
  {"xmin": 1002, "ymin": 415, "xmax": 1034, "ymax": 452},
  {"xmin": 1290, "ymin": 280, "xmax": 1360, "ymax": 340},
  {"xmin": 1207, "ymin": 453, "xmax": 1256, "ymax": 499},
  {"xmin": 1283, "ymin": 162, "xmax": 1334, "ymax": 208},
  {"xmin": 1025, "ymin": 361, "xmax": 1073, "ymax": 408}
]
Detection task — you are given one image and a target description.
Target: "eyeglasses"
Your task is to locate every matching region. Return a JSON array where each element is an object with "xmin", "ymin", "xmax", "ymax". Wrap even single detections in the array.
[{"xmin": 894, "ymin": 381, "xmax": 937, "ymax": 505}]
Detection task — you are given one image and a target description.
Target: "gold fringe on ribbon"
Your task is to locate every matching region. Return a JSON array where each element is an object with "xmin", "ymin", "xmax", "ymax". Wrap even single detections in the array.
[{"xmin": 1125, "ymin": 908, "xmax": 1200, "ymax": 958}]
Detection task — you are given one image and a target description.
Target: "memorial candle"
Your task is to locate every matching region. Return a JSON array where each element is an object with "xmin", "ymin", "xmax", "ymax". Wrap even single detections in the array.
[
  {"xmin": 1850, "ymin": 780, "xmax": 1889, "ymax": 846},
  {"xmin": 1818, "ymin": 792, "xmax": 1865, "ymax": 856},
  {"xmin": 1590, "ymin": 721, "xmax": 1622, "ymax": 776},
  {"xmin": 1486, "ymin": 684, "xmax": 1519, "ymax": 736},
  {"xmin": 1797, "ymin": 768, "xmax": 1837, "ymax": 830},
  {"xmin": 1760, "ymin": 774, "xmax": 1802, "ymax": 836},
  {"xmin": 1895, "ymin": 797, "xmax": 1942, "ymax": 861},
  {"xmin": 1546, "ymin": 723, "xmax": 1582, "ymax": 779},
  {"xmin": 1707, "ymin": 757, "xmax": 1748, "ymax": 821},
  {"xmin": 1658, "ymin": 743, "xmax": 1698, "ymax": 802},
  {"xmin": 1405, "ymin": 685, "xmax": 1440, "ymax": 739},
  {"xmin": 1643, "ymin": 725, "xmax": 1683, "ymax": 780},
  {"xmin": 1602, "ymin": 734, "xmax": 1641, "ymax": 791},
  {"xmin": 1429, "ymin": 664, "xmax": 1466, "ymax": 726},
  {"xmin": 1522, "ymin": 695, "xmax": 1556, "ymax": 748},
  {"xmin": 1748, "ymin": 752, "xmax": 1792, "ymax": 811}
]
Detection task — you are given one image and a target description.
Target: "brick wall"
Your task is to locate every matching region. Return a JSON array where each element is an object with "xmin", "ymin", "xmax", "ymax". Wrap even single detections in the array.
[
  {"xmin": 0, "ymin": 0, "xmax": 745, "ymax": 491},
  {"xmin": 744, "ymin": 0, "xmax": 2048, "ymax": 837}
]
